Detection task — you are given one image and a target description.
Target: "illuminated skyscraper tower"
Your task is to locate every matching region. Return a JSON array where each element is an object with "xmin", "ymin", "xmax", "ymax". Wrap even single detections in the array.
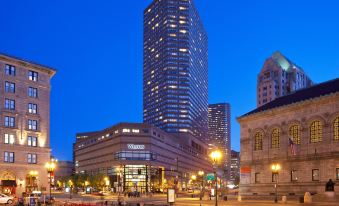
[{"xmin": 143, "ymin": 0, "xmax": 208, "ymax": 139}]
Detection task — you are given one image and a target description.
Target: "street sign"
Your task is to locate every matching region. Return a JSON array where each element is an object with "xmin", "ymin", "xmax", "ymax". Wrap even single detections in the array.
[{"xmin": 206, "ymin": 173, "xmax": 215, "ymax": 181}]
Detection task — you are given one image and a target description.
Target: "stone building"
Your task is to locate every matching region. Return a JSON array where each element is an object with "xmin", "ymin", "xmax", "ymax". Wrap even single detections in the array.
[
  {"xmin": 238, "ymin": 78, "xmax": 339, "ymax": 195},
  {"xmin": 257, "ymin": 51, "xmax": 313, "ymax": 107},
  {"xmin": 0, "ymin": 53, "xmax": 56, "ymax": 196}
]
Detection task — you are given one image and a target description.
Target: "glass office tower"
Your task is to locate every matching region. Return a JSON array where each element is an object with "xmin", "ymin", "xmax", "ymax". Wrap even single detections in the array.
[{"xmin": 143, "ymin": 0, "xmax": 208, "ymax": 139}]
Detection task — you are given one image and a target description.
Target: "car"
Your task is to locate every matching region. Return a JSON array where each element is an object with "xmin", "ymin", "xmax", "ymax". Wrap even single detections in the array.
[
  {"xmin": 0, "ymin": 193, "xmax": 14, "ymax": 204},
  {"xmin": 187, "ymin": 188, "xmax": 194, "ymax": 193}
]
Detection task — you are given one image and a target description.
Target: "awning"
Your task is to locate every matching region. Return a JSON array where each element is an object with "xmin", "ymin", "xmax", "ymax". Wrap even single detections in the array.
[{"xmin": 1, "ymin": 180, "xmax": 17, "ymax": 187}]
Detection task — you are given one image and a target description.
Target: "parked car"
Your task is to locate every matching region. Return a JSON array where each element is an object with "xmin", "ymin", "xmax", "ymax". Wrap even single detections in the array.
[{"xmin": 0, "ymin": 193, "xmax": 14, "ymax": 204}]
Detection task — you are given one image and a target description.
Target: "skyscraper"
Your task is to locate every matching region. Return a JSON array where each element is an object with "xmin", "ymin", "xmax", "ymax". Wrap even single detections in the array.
[
  {"xmin": 143, "ymin": 0, "xmax": 208, "ymax": 139},
  {"xmin": 257, "ymin": 51, "xmax": 313, "ymax": 107},
  {"xmin": 208, "ymin": 103, "xmax": 231, "ymax": 178}
]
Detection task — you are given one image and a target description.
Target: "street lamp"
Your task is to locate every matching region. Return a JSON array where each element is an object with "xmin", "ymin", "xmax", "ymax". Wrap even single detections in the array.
[
  {"xmin": 198, "ymin": 171, "xmax": 204, "ymax": 206},
  {"xmin": 210, "ymin": 150, "xmax": 222, "ymax": 206},
  {"xmin": 68, "ymin": 180, "xmax": 73, "ymax": 199},
  {"xmin": 191, "ymin": 175, "xmax": 197, "ymax": 193},
  {"xmin": 45, "ymin": 161, "xmax": 56, "ymax": 199},
  {"xmin": 271, "ymin": 163, "xmax": 281, "ymax": 203}
]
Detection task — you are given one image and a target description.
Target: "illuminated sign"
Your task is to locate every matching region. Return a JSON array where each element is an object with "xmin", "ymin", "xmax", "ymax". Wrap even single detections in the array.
[
  {"xmin": 127, "ymin": 144, "xmax": 145, "ymax": 150},
  {"xmin": 167, "ymin": 188, "xmax": 175, "ymax": 203}
]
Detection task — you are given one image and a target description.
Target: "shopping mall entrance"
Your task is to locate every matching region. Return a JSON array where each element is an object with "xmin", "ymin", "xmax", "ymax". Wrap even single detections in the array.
[{"xmin": 123, "ymin": 165, "xmax": 149, "ymax": 193}]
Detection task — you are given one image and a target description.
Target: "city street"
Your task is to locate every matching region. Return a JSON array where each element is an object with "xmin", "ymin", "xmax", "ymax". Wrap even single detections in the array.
[{"xmin": 53, "ymin": 193, "xmax": 339, "ymax": 206}]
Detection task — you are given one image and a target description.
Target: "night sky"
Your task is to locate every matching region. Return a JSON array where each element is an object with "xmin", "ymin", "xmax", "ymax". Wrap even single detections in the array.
[{"xmin": 1, "ymin": 0, "xmax": 338, "ymax": 161}]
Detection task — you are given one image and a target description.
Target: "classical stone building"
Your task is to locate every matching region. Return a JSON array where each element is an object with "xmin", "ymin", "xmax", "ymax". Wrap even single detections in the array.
[
  {"xmin": 238, "ymin": 78, "xmax": 339, "ymax": 196},
  {"xmin": 0, "ymin": 53, "xmax": 56, "ymax": 196}
]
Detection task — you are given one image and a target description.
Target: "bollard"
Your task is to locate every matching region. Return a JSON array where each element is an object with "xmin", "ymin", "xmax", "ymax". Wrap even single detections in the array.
[{"xmin": 304, "ymin": 192, "xmax": 312, "ymax": 203}]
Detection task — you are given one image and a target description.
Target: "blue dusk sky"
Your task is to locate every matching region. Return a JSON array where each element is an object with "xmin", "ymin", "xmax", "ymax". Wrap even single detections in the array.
[{"xmin": 1, "ymin": 0, "xmax": 338, "ymax": 161}]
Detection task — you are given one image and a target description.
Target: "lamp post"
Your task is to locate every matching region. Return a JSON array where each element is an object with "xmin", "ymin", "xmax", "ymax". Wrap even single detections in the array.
[
  {"xmin": 210, "ymin": 151, "xmax": 221, "ymax": 206},
  {"xmin": 271, "ymin": 163, "xmax": 281, "ymax": 203},
  {"xmin": 198, "ymin": 171, "xmax": 204, "ymax": 206},
  {"xmin": 69, "ymin": 180, "xmax": 73, "ymax": 199},
  {"xmin": 45, "ymin": 161, "xmax": 56, "ymax": 199},
  {"xmin": 191, "ymin": 175, "xmax": 197, "ymax": 193}
]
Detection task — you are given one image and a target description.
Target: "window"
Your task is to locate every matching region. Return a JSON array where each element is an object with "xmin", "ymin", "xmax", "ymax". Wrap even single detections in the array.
[
  {"xmin": 5, "ymin": 81, "xmax": 15, "ymax": 93},
  {"xmin": 28, "ymin": 154, "xmax": 37, "ymax": 164},
  {"xmin": 254, "ymin": 132, "xmax": 263, "ymax": 151},
  {"xmin": 28, "ymin": 103, "xmax": 38, "ymax": 114},
  {"xmin": 272, "ymin": 173, "xmax": 278, "ymax": 182},
  {"xmin": 4, "ymin": 152, "xmax": 14, "ymax": 163},
  {"xmin": 334, "ymin": 117, "xmax": 339, "ymax": 141},
  {"xmin": 28, "ymin": 87, "xmax": 38, "ymax": 98},
  {"xmin": 310, "ymin": 121, "xmax": 322, "ymax": 143},
  {"xmin": 5, "ymin": 99, "xmax": 15, "ymax": 110},
  {"xmin": 255, "ymin": 173, "xmax": 260, "ymax": 183},
  {"xmin": 271, "ymin": 128, "xmax": 280, "ymax": 148},
  {"xmin": 5, "ymin": 64, "xmax": 16, "ymax": 76},
  {"xmin": 28, "ymin": 70, "xmax": 38, "ymax": 81},
  {"xmin": 289, "ymin": 125, "xmax": 300, "ymax": 144},
  {"xmin": 336, "ymin": 168, "xmax": 339, "ymax": 180},
  {"xmin": 4, "ymin": 116, "xmax": 15, "ymax": 127},
  {"xmin": 4, "ymin": 134, "xmax": 15, "ymax": 144},
  {"xmin": 28, "ymin": 120, "xmax": 38, "ymax": 130},
  {"xmin": 312, "ymin": 169, "xmax": 319, "ymax": 181},
  {"xmin": 291, "ymin": 170, "xmax": 298, "ymax": 182},
  {"xmin": 28, "ymin": 136, "xmax": 37, "ymax": 147}
]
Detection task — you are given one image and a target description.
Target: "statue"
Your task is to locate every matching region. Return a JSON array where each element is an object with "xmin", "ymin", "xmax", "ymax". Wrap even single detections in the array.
[{"xmin": 325, "ymin": 179, "xmax": 335, "ymax": 192}]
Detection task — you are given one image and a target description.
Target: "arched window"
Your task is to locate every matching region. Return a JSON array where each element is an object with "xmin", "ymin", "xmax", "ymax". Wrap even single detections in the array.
[
  {"xmin": 334, "ymin": 117, "xmax": 339, "ymax": 141},
  {"xmin": 289, "ymin": 125, "xmax": 300, "ymax": 144},
  {"xmin": 310, "ymin": 121, "xmax": 322, "ymax": 143},
  {"xmin": 271, "ymin": 128, "xmax": 280, "ymax": 148},
  {"xmin": 254, "ymin": 131, "xmax": 263, "ymax": 151}
]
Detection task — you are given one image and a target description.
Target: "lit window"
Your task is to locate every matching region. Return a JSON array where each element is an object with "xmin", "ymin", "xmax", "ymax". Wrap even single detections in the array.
[
  {"xmin": 179, "ymin": 30, "xmax": 187, "ymax": 34},
  {"xmin": 179, "ymin": 48, "xmax": 187, "ymax": 52},
  {"xmin": 271, "ymin": 129, "xmax": 280, "ymax": 149},
  {"xmin": 179, "ymin": 20, "xmax": 186, "ymax": 24},
  {"xmin": 333, "ymin": 117, "xmax": 339, "ymax": 141},
  {"xmin": 254, "ymin": 131, "xmax": 263, "ymax": 151},
  {"xmin": 179, "ymin": 6, "xmax": 186, "ymax": 10},
  {"xmin": 289, "ymin": 125, "xmax": 300, "ymax": 144},
  {"xmin": 310, "ymin": 121, "xmax": 322, "ymax": 143},
  {"xmin": 4, "ymin": 134, "xmax": 15, "ymax": 144},
  {"xmin": 169, "ymin": 34, "xmax": 177, "ymax": 37},
  {"xmin": 28, "ymin": 119, "xmax": 38, "ymax": 130},
  {"xmin": 28, "ymin": 87, "xmax": 38, "ymax": 98},
  {"xmin": 123, "ymin": 129, "xmax": 130, "ymax": 133},
  {"xmin": 28, "ymin": 103, "xmax": 38, "ymax": 114},
  {"xmin": 28, "ymin": 136, "xmax": 38, "ymax": 147},
  {"xmin": 4, "ymin": 116, "xmax": 15, "ymax": 128},
  {"xmin": 132, "ymin": 129, "xmax": 140, "ymax": 133}
]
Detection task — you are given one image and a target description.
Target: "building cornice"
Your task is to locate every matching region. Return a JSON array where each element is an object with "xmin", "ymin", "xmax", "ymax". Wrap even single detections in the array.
[
  {"xmin": 0, "ymin": 53, "xmax": 56, "ymax": 77},
  {"xmin": 237, "ymin": 92, "xmax": 339, "ymax": 123}
]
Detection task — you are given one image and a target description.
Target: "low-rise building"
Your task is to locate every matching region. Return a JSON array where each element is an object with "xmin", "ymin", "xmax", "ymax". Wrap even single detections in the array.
[
  {"xmin": 73, "ymin": 123, "xmax": 212, "ymax": 193},
  {"xmin": 54, "ymin": 161, "xmax": 74, "ymax": 182},
  {"xmin": 238, "ymin": 78, "xmax": 339, "ymax": 195}
]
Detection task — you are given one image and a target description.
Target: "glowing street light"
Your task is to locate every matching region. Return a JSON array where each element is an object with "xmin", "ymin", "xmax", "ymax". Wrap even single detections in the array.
[
  {"xmin": 271, "ymin": 163, "xmax": 281, "ymax": 203},
  {"xmin": 210, "ymin": 150, "xmax": 222, "ymax": 206},
  {"xmin": 45, "ymin": 161, "xmax": 56, "ymax": 199}
]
